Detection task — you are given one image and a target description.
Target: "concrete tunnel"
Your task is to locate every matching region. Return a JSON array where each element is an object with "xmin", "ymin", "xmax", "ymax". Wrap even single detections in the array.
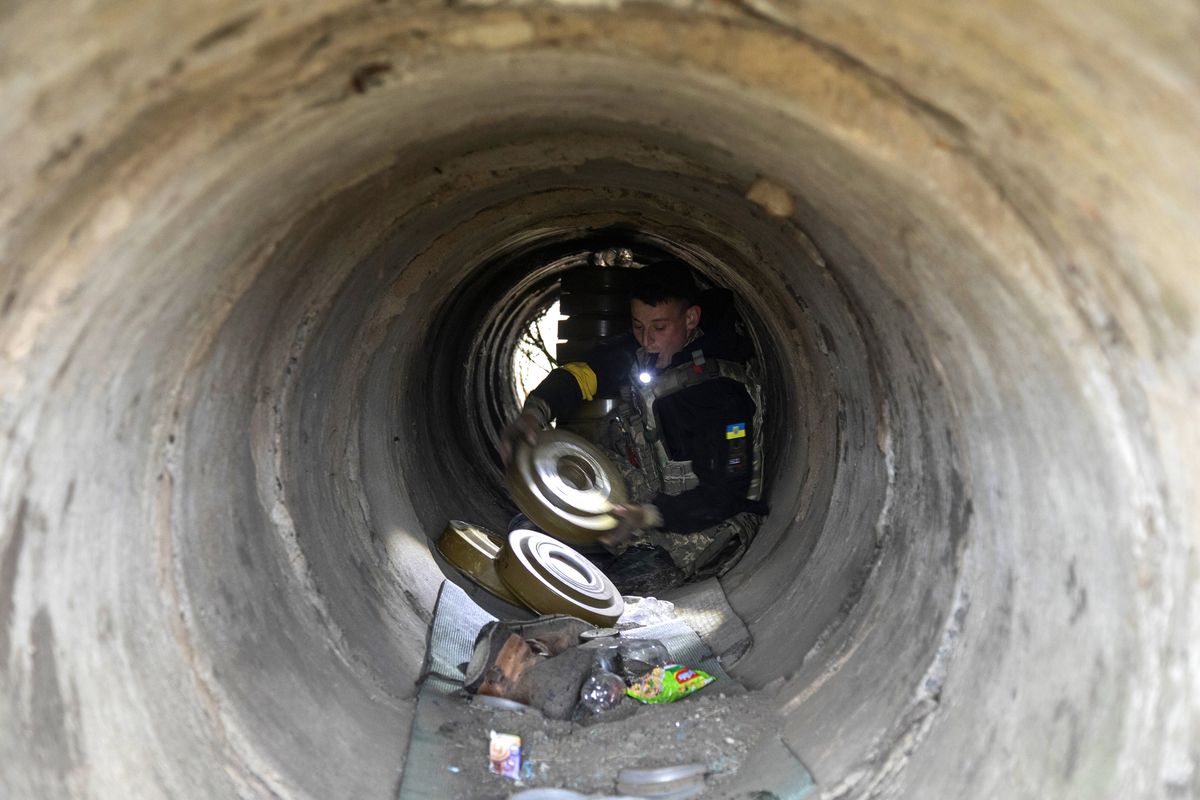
[{"xmin": 1, "ymin": 1, "xmax": 1198, "ymax": 797}]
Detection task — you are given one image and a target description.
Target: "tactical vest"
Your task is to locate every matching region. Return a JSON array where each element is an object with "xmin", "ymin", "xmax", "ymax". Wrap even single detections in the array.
[{"xmin": 614, "ymin": 347, "xmax": 765, "ymax": 501}]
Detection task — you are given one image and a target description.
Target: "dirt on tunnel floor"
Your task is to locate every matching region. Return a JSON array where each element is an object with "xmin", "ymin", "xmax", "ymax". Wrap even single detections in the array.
[{"xmin": 428, "ymin": 687, "xmax": 782, "ymax": 798}]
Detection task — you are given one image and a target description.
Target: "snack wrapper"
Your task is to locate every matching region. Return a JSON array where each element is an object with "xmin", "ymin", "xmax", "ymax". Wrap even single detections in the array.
[
  {"xmin": 488, "ymin": 731, "xmax": 521, "ymax": 779},
  {"xmin": 626, "ymin": 664, "xmax": 715, "ymax": 704}
]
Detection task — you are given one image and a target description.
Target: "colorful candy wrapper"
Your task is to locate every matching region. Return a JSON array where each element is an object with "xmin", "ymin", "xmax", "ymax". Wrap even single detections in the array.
[
  {"xmin": 488, "ymin": 731, "xmax": 521, "ymax": 779},
  {"xmin": 626, "ymin": 664, "xmax": 715, "ymax": 704}
]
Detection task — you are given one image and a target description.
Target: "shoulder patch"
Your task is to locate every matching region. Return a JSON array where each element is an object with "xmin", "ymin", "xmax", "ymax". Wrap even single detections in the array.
[{"xmin": 725, "ymin": 422, "xmax": 746, "ymax": 440}]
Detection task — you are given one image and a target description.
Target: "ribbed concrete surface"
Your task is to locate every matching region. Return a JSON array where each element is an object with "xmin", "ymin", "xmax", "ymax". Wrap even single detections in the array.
[{"xmin": 0, "ymin": 2, "xmax": 1196, "ymax": 798}]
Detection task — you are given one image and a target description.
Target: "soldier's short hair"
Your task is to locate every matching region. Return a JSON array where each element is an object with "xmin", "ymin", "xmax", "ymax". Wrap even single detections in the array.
[{"xmin": 629, "ymin": 260, "xmax": 700, "ymax": 308}]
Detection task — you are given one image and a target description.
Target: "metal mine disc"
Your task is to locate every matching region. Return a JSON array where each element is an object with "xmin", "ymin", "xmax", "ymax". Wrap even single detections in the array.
[
  {"xmin": 435, "ymin": 520, "xmax": 525, "ymax": 607},
  {"xmin": 496, "ymin": 529, "xmax": 624, "ymax": 626},
  {"xmin": 616, "ymin": 763, "xmax": 707, "ymax": 799},
  {"xmin": 505, "ymin": 429, "xmax": 628, "ymax": 546}
]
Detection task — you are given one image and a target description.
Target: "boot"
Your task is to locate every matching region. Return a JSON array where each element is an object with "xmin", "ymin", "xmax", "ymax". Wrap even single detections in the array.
[
  {"xmin": 462, "ymin": 615, "xmax": 596, "ymax": 701},
  {"xmin": 463, "ymin": 627, "xmax": 541, "ymax": 698},
  {"xmin": 508, "ymin": 615, "xmax": 596, "ymax": 657}
]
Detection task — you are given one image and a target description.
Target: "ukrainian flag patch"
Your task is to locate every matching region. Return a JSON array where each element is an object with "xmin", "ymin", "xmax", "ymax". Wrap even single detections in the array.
[{"xmin": 725, "ymin": 422, "xmax": 746, "ymax": 440}]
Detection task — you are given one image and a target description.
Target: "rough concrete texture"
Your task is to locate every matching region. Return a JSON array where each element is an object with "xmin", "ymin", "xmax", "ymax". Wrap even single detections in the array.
[{"xmin": 0, "ymin": 1, "xmax": 1197, "ymax": 798}]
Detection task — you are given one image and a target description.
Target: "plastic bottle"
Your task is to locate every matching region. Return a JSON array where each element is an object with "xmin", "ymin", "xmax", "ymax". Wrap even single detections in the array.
[
  {"xmin": 578, "ymin": 668, "xmax": 626, "ymax": 713},
  {"xmin": 617, "ymin": 639, "xmax": 671, "ymax": 679},
  {"xmin": 578, "ymin": 639, "xmax": 621, "ymax": 674}
]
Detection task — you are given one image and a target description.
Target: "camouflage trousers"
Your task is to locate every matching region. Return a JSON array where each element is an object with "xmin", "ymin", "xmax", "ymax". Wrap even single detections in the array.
[{"xmin": 605, "ymin": 446, "xmax": 762, "ymax": 580}]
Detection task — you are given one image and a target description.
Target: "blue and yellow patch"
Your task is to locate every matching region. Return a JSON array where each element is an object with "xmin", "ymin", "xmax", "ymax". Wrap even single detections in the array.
[{"xmin": 725, "ymin": 422, "xmax": 746, "ymax": 440}]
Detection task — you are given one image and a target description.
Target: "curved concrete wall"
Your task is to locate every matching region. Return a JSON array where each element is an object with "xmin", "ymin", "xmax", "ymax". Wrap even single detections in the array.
[{"xmin": 1, "ymin": 2, "xmax": 1196, "ymax": 798}]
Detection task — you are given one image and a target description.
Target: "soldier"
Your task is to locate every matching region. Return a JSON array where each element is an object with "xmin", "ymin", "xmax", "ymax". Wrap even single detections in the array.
[{"xmin": 500, "ymin": 260, "xmax": 767, "ymax": 595}]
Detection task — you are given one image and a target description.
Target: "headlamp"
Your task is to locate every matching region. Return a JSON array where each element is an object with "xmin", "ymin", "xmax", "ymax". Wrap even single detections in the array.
[{"xmin": 637, "ymin": 351, "xmax": 656, "ymax": 385}]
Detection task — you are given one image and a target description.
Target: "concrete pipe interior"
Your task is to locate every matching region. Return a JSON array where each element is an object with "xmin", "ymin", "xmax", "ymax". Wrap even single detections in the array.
[{"xmin": 1, "ymin": 3, "xmax": 1197, "ymax": 799}]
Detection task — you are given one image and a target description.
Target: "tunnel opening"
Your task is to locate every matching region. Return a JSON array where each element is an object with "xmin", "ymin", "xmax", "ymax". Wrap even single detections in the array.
[
  {"xmin": 0, "ymin": 74, "xmax": 1003, "ymax": 799},
  {"xmin": 6, "ymin": 63, "xmax": 984, "ymax": 800},
  {"xmin": 511, "ymin": 296, "xmax": 558, "ymax": 407},
  {"xmin": 360, "ymin": 149, "xmax": 969, "ymax": 789},
  {"xmin": 1, "ymin": 4, "xmax": 1194, "ymax": 799},
  {"xmin": 414, "ymin": 230, "xmax": 784, "ymax": 539}
]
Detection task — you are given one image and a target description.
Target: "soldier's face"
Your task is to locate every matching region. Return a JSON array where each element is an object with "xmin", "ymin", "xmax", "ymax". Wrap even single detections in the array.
[{"xmin": 631, "ymin": 299, "xmax": 701, "ymax": 368}]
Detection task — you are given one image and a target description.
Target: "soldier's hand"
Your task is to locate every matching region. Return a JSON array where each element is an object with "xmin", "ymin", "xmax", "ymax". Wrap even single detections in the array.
[
  {"xmin": 499, "ymin": 410, "xmax": 543, "ymax": 466},
  {"xmin": 606, "ymin": 503, "xmax": 663, "ymax": 535},
  {"xmin": 499, "ymin": 393, "xmax": 559, "ymax": 462},
  {"xmin": 501, "ymin": 398, "xmax": 553, "ymax": 464},
  {"xmin": 598, "ymin": 503, "xmax": 662, "ymax": 552}
]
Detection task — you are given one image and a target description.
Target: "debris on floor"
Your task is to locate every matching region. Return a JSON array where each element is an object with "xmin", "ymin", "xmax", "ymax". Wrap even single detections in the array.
[
  {"xmin": 462, "ymin": 602, "xmax": 715, "ymax": 719},
  {"xmin": 451, "ymin": 686, "xmax": 781, "ymax": 796},
  {"xmin": 456, "ymin": 607, "xmax": 752, "ymax": 793},
  {"xmin": 626, "ymin": 664, "xmax": 715, "ymax": 705},
  {"xmin": 397, "ymin": 580, "xmax": 809, "ymax": 799},
  {"xmin": 618, "ymin": 595, "xmax": 677, "ymax": 627},
  {"xmin": 488, "ymin": 730, "xmax": 522, "ymax": 779}
]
